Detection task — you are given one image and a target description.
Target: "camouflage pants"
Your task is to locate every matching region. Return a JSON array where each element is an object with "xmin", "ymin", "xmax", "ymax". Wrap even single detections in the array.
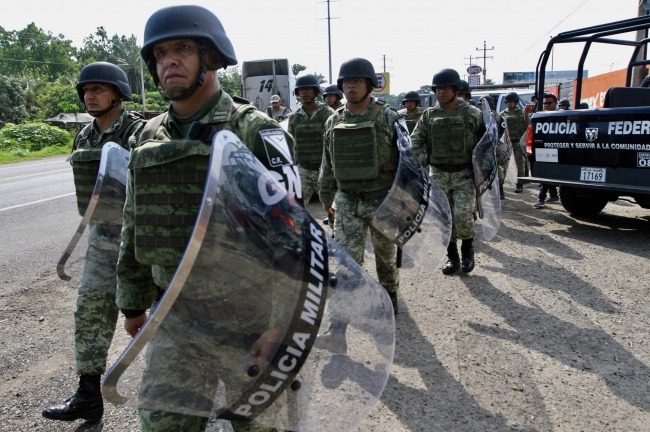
[
  {"xmin": 75, "ymin": 224, "xmax": 120, "ymax": 375},
  {"xmin": 333, "ymin": 191, "xmax": 398, "ymax": 293},
  {"xmin": 513, "ymin": 138, "xmax": 527, "ymax": 179},
  {"xmin": 138, "ymin": 302, "xmax": 283, "ymax": 432},
  {"xmin": 139, "ymin": 410, "xmax": 280, "ymax": 432},
  {"xmin": 498, "ymin": 161, "xmax": 507, "ymax": 186},
  {"xmin": 298, "ymin": 166, "xmax": 320, "ymax": 205},
  {"xmin": 430, "ymin": 167, "xmax": 476, "ymax": 242}
]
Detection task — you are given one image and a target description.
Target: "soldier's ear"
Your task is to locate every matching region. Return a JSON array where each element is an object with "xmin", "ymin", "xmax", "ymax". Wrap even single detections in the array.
[{"xmin": 204, "ymin": 46, "xmax": 223, "ymax": 70}]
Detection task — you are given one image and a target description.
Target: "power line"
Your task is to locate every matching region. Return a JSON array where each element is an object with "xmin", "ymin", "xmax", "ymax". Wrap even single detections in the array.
[{"xmin": 509, "ymin": 0, "xmax": 592, "ymax": 63}]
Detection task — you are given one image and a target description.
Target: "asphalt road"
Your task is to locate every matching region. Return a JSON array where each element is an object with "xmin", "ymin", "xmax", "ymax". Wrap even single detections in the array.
[
  {"xmin": 0, "ymin": 160, "xmax": 648, "ymax": 432},
  {"xmin": 0, "ymin": 156, "xmax": 84, "ymax": 294}
]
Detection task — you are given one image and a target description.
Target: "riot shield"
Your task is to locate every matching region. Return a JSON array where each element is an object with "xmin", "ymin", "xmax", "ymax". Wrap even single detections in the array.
[
  {"xmin": 497, "ymin": 116, "xmax": 514, "ymax": 175},
  {"xmin": 472, "ymin": 99, "xmax": 501, "ymax": 241},
  {"xmin": 371, "ymin": 118, "xmax": 452, "ymax": 270},
  {"xmin": 56, "ymin": 142, "xmax": 129, "ymax": 280},
  {"xmin": 102, "ymin": 131, "xmax": 394, "ymax": 432}
]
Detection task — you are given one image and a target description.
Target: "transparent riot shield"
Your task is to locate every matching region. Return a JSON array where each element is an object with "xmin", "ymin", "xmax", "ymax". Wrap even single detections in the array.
[
  {"xmin": 472, "ymin": 98, "xmax": 501, "ymax": 241},
  {"xmin": 56, "ymin": 142, "xmax": 129, "ymax": 280},
  {"xmin": 102, "ymin": 131, "xmax": 394, "ymax": 432},
  {"xmin": 371, "ymin": 118, "xmax": 452, "ymax": 270},
  {"xmin": 497, "ymin": 116, "xmax": 514, "ymax": 177}
]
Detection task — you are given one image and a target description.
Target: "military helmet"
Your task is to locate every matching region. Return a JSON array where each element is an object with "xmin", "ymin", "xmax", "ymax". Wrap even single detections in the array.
[
  {"xmin": 141, "ymin": 5, "xmax": 237, "ymax": 75},
  {"xmin": 505, "ymin": 92, "xmax": 520, "ymax": 103},
  {"xmin": 76, "ymin": 62, "xmax": 132, "ymax": 102},
  {"xmin": 402, "ymin": 91, "xmax": 421, "ymax": 105},
  {"xmin": 323, "ymin": 84, "xmax": 343, "ymax": 99},
  {"xmin": 336, "ymin": 58, "xmax": 378, "ymax": 90},
  {"xmin": 294, "ymin": 74, "xmax": 321, "ymax": 96},
  {"xmin": 431, "ymin": 68, "xmax": 461, "ymax": 90},
  {"xmin": 458, "ymin": 80, "xmax": 471, "ymax": 95},
  {"xmin": 559, "ymin": 99, "xmax": 571, "ymax": 108}
]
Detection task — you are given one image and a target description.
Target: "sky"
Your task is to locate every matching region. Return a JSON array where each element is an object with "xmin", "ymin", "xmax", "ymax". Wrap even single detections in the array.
[{"xmin": 0, "ymin": 0, "xmax": 642, "ymax": 95}]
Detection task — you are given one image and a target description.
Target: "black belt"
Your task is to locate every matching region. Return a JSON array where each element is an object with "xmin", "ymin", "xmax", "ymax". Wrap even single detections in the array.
[
  {"xmin": 432, "ymin": 163, "xmax": 471, "ymax": 172},
  {"xmin": 340, "ymin": 187, "xmax": 390, "ymax": 200}
]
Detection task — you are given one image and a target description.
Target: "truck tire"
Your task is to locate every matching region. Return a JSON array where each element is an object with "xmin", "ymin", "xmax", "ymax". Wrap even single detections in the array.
[{"xmin": 559, "ymin": 186, "xmax": 608, "ymax": 216}]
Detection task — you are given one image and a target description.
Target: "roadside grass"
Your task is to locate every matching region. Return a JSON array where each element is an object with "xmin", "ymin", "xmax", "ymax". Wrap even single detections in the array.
[{"xmin": 0, "ymin": 145, "xmax": 71, "ymax": 164}]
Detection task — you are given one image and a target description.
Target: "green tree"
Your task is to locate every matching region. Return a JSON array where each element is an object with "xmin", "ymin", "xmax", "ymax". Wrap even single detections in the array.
[
  {"xmin": 0, "ymin": 75, "xmax": 27, "ymax": 127},
  {"xmin": 35, "ymin": 79, "xmax": 83, "ymax": 119},
  {"xmin": 218, "ymin": 66, "xmax": 242, "ymax": 98},
  {"xmin": 0, "ymin": 24, "xmax": 78, "ymax": 81},
  {"xmin": 292, "ymin": 64, "xmax": 306, "ymax": 76}
]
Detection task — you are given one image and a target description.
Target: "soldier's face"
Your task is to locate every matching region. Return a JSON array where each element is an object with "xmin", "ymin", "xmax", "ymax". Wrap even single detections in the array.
[
  {"xmin": 324, "ymin": 94, "xmax": 339, "ymax": 107},
  {"xmin": 298, "ymin": 87, "xmax": 316, "ymax": 103},
  {"xmin": 82, "ymin": 83, "xmax": 119, "ymax": 113},
  {"xmin": 435, "ymin": 85, "xmax": 456, "ymax": 104},
  {"xmin": 152, "ymin": 38, "xmax": 201, "ymax": 91},
  {"xmin": 341, "ymin": 77, "xmax": 367, "ymax": 104},
  {"xmin": 404, "ymin": 100, "xmax": 418, "ymax": 111}
]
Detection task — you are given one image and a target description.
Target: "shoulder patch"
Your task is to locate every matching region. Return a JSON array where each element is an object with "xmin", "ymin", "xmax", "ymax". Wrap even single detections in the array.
[{"xmin": 259, "ymin": 129, "xmax": 294, "ymax": 167}]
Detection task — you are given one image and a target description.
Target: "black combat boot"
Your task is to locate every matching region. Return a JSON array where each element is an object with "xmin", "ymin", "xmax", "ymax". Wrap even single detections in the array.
[
  {"xmin": 460, "ymin": 238, "xmax": 475, "ymax": 273},
  {"xmin": 514, "ymin": 183, "xmax": 523, "ymax": 193},
  {"xmin": 42, "ymin": 374, "xmax": 103, "ymax": 422},
  {"xmin": 389, "ymin": 291, "xmax": 398, "ymax": 316},
  {"xmin": 442, "ymin": 242, "xmax": 460, "ymax": 275}
]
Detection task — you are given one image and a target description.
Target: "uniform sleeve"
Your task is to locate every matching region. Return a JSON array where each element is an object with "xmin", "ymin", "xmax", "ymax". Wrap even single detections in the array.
[
  {"xmin": 235, "ymin": 109, "xmax": 302, "ymax": 203},
  {"xmin": 318, "ymin": 116, "xmax": 337, "ymax": 207},
  {"xmin": 410, "ymin": 110, "xmax": 430, "ymax": 166},
  {"xmin": 116, "ymin": 170, "xmax": 159, "ymax": 313}
]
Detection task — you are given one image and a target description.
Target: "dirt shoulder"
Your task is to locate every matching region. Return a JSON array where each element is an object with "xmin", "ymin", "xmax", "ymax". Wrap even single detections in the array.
[{"xmin": 1, "ymin": 179, "xmax": 649, "ymax": 432}]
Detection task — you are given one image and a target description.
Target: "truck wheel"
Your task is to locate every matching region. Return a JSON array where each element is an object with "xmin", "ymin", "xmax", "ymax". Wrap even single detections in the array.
[{"xmin": 559, "ymin": 186, "xmax": 608, "ymax": 216}]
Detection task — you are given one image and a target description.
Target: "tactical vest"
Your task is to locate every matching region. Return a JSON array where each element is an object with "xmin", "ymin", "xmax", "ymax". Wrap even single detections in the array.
[
  {"xmin": 501, "ymin": 109, "xmax": 526, "ymax": 141},
  {"xmin": 69, "ymin": 113, "xmax": 140, "ymax": 217},
  {"xmin": 398, "ymin": 109, "xmax": 422, "ymax": 134},
  {"xmin": 131, "ymin": 103, "xmax": 255, "ymax": 267},
  {"xmin": 329, "ymin": 101, "xmax": 397, "ymax": 190},
  {"xmin": 428, "ymin": 107, "xmax": 476, "ymax": 166},
  {"xmin": 293, "ymin": 115, "xmax": 325, "ymax": 168}
]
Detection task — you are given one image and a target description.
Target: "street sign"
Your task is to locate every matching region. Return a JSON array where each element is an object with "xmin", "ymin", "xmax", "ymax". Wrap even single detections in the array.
[
  {"xmin": 467, "ymin": 65, "xmax": 482, "ymax": 75},
  {"xmin": 372, "ymin": 72, "xmax": 390, "ymax": 95}
]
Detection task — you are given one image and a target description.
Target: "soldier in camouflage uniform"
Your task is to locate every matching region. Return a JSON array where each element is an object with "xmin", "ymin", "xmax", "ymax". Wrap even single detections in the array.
[
  {"xmin": 457, "ymin": 79, "xmax": 472, "ymax": 102},
  {"xmin": 323, "ymin": 84, "xmax": 344, "ymax": 111},
  {"xmin": 318, "ymin": 58, "xmax": 400, "ymax": 320},
  {"xmin": 42, "ymin": 62, "xmax": 146, "ymax": 423},
  {"xmin": 411, "ymin": 68, "xmax": 485, "ymax": 275},
  {"xmin": 397, "ymin": 91, "xmax": 424, "ymax": 134},
  {"xmin": 115, "ymin": 5, "xmax": 299, "ymax": 432},
  {"xmin": 498, "ymin": 92, "xmax": 527, "ymax": 193},
  {"xmin": 288, "ymin": 74, "xmax": 333, "ymax": 204}
]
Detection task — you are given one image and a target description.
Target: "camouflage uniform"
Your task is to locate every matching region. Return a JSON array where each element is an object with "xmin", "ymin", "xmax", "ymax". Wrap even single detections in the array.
[
  {"xmin": 396, "ymin": 107, "xmax": 424, "ymax": 134},
  {"xmin": 116, "ymin": 90, "xmax": 297, "ymax": 432},
  {"xmin": 70, "ymin": 109, "xmax": 145, "ymax": 376},
  {"xmin": 498, "ymin": 106, "xmax": 527, "ymax": 180},
  {"xmin": 288, "ymin": 101, "xmax": 333, "ymax": 204},
  {"xmin": 411, "ymin": 98, "xmax": 484, "ymax": 242},
  {"xmin": 319, "ymin": 99, "xmax": 400, "ymax": 295}
]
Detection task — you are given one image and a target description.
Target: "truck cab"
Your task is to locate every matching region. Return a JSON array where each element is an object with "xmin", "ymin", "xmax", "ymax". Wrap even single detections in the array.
[
  {"xmin": 519, "ymin": 16, "xmax": 650, "ymax": 216},
  {"xmin": 241, "ymin": 59, "xmax": 298, "ymax": 113}
]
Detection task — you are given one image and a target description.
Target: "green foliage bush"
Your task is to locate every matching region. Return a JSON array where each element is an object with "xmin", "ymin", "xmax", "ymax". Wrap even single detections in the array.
[{"xmin": 0, "ymin": 122, "xmax": 73, "ymax": 153}]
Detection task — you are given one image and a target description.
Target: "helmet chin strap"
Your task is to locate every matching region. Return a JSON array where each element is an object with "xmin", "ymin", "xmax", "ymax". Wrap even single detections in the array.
[
  {"xmin": 87, "ymin": 99, "xmax": 118, "ymax": 118},
  {"xmin": 163, "ymin": 70, "xmax": 205, "ymax": 101}
]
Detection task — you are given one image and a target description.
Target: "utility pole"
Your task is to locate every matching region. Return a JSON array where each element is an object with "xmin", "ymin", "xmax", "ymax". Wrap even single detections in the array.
[
  {"xmin": 320, "ymin": 0, "xmax": 339, "ymax": 83},
  {"xmin": 475, "ymin": 41, "xmax": 494, "ymax": 83}
]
